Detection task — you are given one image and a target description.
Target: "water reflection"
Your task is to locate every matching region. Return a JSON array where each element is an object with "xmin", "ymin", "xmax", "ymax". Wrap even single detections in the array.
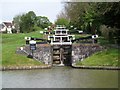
[{"xmin": 2, "ymin": 67, "xmax": 118, "ymax": 88}]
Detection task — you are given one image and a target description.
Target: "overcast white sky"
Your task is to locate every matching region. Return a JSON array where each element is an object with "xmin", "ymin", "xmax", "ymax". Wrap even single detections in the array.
[
  {"xmin": 0, "ymin": 0, "xmax": 66, "ymax": 23},
  {"xmin": 1, "ymin": 0, "xmax": 118, "ymax": 23}
]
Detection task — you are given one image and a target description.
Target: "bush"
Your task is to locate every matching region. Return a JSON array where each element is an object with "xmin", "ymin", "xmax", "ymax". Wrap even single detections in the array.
[
  {"xmin": 33, "ymin": 26, "xmax": 42, "ymax": 31},
  {"xmin": 99, "ymin": 25, "xmax": 119, "ymax": 44},
  {"xmin": 12, "ymin": 29, "xmax": 17, "ymax": 33}
]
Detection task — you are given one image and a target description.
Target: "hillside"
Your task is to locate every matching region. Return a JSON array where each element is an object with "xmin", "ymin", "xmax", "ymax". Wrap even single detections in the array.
[{"xmin": 2, "ymin": 31, "xmax": 45, "ymax": 67}]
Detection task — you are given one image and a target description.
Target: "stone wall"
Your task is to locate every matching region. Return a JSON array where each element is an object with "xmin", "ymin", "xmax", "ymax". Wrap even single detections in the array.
[
  {"xmin": 16, "ymin": 44, "xmax": 52, "ymax": 65},
  {"xmin": 72, "ymin": 44, "xmax": 103, "ymax": 64},
  {"xmin": 16, "ymin": 44, "xmax": 103, "ymax": 65}
]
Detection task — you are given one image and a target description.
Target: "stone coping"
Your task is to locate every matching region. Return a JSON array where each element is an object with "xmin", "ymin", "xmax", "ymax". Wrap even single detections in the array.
[
  {"xmin": 72, "ymin": 43, "xmax": 100, "ymax": 46},
  {"xmin": 1, "ymin": 65, "xmax": 120, "ymax": 71},
  {"xmin": 1, "ymin": 65, "xmax": 52, "ymax": 71},
  {"xmin": 36, "ymin": 44, "xmax": 51, "ymax": 47},
  {"xmin": 72, "ymin": 65, "xmax": 120, "ymax": 70}
]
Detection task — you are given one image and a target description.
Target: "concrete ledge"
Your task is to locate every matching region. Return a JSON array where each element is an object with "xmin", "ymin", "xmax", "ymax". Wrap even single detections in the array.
[
  {"xmin": 72, "ymin": 43, "xmax": 100, "ymax": 46},
  {"xmin": 1, "ymin": 65, "xmax": 52, "ymax": 71},
  {"xmin": 1, "ymin": 65, "xmax": 120, "ymax": 71},
  {"xmin": 37, "ymin": 44, "xmax": 51, "ymax": 47},
  {"xmin": 72, "ymin": 65, "xmax": 120, "ymax": 70}
]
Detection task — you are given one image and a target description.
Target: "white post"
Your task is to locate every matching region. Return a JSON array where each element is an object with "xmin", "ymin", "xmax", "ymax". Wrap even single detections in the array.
[
  {"xmin": 51, "ymin": 38, "xmax": 53, "ymax": 44},
  {"xmin": 60, "ymin": 30, "xmax": 62, "ymax": 35},
  {"xmin": 60, "ymin": 37, "xmax": 62, "ymax": 45},
  {"xmin": 53, "ymin": 35, "xmax": 55, "ymax": 41},
  {"xmin": 55, "ymin": 31, "xmax": 56, "ymax": 35}
]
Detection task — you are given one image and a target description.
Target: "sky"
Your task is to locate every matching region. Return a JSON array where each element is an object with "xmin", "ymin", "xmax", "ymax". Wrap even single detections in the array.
[
  {"xmin": 1, "ymin": 0, "xmax": 118, "ymax": 23},
  {"xmin": 0, "ymin": 0, "xmax": 66, "ymax": 23}
]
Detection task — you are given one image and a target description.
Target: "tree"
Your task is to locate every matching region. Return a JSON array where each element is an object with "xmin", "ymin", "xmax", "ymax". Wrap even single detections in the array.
[
  {"xmin": 13, "ymin": 11, "xmax": 52, "ymax": 33},
  {"xmin": 56, "ymin": 10, "xmax": 68, "ymax": 20},
  {"xmin": 80, "ymin": 3, "xmax": 102, "ymax": 34},
  {"xmin": 27, "ymin": 11, "xmax": 37, "ymax": 25},
  {"xmin": 96, "ymin": 2, "xmax": 120, "ymax": 29},
  {"xmin": 36, "ymin": 16, "xmax": 52, "ymax": 29},
  {"xmin": 96, "ymin": 2, "xmax": 120, "ymax": 43},
  {"xmin": 60, "ymin": 2, "xmax": 119, "ymax": 44},
  {"xmin": 63, "ymin": 2, "xmax": 91, "ymax": 29},
  {"xmin": 20, "ymin": 11, "xmax": 36, "ymax": 33},
  {"xmin": 13, "ymin": 14, "xmax": 22, "ymax": 33},
  {"xmin": 55, "ymin": 18, "xmax": 69, "ymax": 27}
]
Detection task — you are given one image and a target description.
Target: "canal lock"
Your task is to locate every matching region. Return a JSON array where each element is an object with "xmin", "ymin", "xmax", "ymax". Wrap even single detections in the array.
[
  {"xmin": 17, "ymin": 25, "xmax": 103, "ymax": 67},
  {"xmin": 52, "ymin": 45, "xmax": 72, "ymax": 66}
]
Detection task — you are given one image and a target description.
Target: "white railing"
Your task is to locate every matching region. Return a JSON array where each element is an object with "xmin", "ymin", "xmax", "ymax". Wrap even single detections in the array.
[{"xmin": 51, "ymin": 41, "xmax": 72, "ymax": 45}]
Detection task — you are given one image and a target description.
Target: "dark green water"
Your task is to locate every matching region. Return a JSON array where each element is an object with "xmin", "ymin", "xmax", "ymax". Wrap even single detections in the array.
[{"xmin": 2, "ymin": 67, "xmax": 118, "ymax": 88}]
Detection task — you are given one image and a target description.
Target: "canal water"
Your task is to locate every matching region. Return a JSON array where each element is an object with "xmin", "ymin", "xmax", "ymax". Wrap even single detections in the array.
[{"xmin": 2, "ymin": 67, "xmax": 118, "ymax": 88}]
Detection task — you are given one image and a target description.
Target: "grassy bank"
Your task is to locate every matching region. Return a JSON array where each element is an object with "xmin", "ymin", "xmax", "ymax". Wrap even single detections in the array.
[
  {"xmin": 76, "ymin": 48, "xmax": 119, "ymax": 67},
  {"xmin": 75, "ymin": 35, "xmax": 119, "ymax": 67},
  {"xmin": 2, "ymin": 32, "xmax": 119, "ymax": 67},
  {"xmin": 2, "ymin": 31, "xmax": 46, "ymax": 67}
]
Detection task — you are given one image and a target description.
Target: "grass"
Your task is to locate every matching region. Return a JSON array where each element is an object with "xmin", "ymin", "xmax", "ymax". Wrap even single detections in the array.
[
  {"xmin": 97, "ymin": 36, "xmax": 110, "ymax": 45},
  {"xmin": 76, "ymin": 48, "xmax": 119, "ymax": 67},
  {"xmin": 74, "ymin": 34, "xmax": 91, "ymax": 38},
  {"xmin": 1, "ymin": 31, "xmax": 46, "ymax": 67},
  {"xmin": 1, "ymin": 31, "xmax": 119, "ymax": 67}
]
